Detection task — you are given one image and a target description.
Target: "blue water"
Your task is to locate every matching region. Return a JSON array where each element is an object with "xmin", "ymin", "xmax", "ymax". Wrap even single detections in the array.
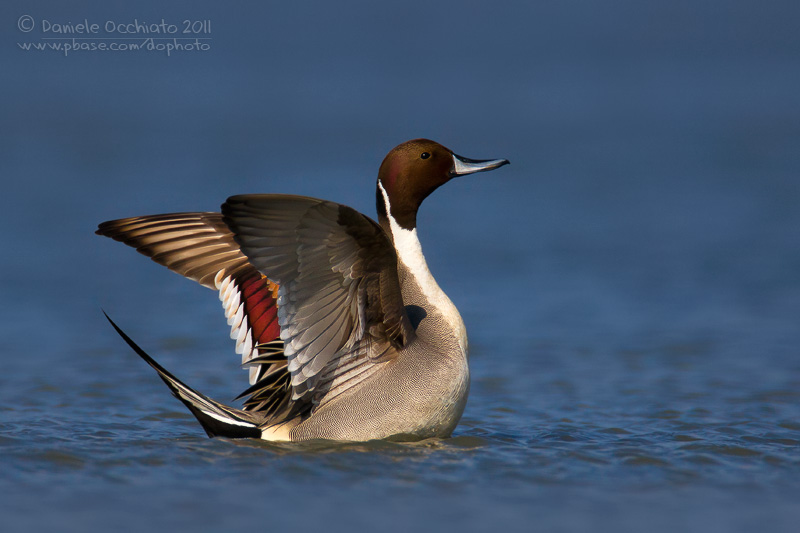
[{"xmin": 2, "ymin": 1, "xmax": 799, "ymax": 531}]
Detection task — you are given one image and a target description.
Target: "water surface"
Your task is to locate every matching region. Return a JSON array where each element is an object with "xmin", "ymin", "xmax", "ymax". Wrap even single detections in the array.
[{"xmin": 1, "ymin": 1, "xmax": 799, "ymax": 531}]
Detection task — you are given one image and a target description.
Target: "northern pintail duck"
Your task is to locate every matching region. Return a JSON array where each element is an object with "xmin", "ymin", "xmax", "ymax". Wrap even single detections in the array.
[{"xmin": 98, "ymin": 139, "xmax": 509, "ymax": 441}]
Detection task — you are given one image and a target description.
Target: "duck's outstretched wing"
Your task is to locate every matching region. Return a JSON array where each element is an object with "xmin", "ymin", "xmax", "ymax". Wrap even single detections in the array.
[
  {"xmin": 222, "ymin": 195, "xmax": 415, "ymax": 404},
  {"xmin": 97, "ymin": 212, "xmax": 250, "ymax": 289},
  {"xmin": 97, "ymin": 213, "xmax": 293, "ymax": 419},
  {"xmin": 97, "ymin": 196, "xmax": 414, "ymax": 427}
]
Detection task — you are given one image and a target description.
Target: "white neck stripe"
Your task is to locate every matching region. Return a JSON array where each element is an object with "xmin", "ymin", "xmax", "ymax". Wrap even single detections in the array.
[{"xmin": 378, "ymin": 182, "xmax": 467, "ymax": 355}]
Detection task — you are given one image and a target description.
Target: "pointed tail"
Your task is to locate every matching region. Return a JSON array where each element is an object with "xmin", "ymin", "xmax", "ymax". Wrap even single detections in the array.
[{"xmin": 103, "ymin": 311, "xmax": 262, "ymax": 439}]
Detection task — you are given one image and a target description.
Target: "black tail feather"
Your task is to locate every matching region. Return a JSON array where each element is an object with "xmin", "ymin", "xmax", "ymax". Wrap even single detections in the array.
[{"xmin": 103, "ymin": 311, "xmax": 262, "ymax": 439}]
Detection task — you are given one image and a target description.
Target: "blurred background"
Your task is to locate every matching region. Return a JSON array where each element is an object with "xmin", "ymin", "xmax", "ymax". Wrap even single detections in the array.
[{"xmin": 1, "ymin": 1, "xmax": 799, "ymax": 532}]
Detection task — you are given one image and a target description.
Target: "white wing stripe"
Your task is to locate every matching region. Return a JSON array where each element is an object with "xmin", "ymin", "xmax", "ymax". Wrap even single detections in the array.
[
  {"xmin": 241, "ymin": 332, "xmax": 253, "ymax": 363},
  {"xmin": 226, "ymin": 291, "xmax": 241, "ymax": 321},
  {"xmin": 235, "ymin": 320, "xmax": 249, "ymax": 351},
  {"xmin": 229, "ymin": 302, "xmax": 244, "ymax": 331},
  {"xmin": 215, "ymin": 270, "xmax": 260, "ymax": 385}
]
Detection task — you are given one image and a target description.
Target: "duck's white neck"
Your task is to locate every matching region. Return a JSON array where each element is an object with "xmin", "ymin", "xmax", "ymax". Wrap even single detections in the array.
[{"xmin": 378, "ymin": 182, "xmax": 467, "ymax": 355}]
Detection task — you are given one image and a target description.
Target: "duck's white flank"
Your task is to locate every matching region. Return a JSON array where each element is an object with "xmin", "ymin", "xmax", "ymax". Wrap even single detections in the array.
[
  {"xmin": 378, "ymin": 182, "xmax": 468, "ymax": 357},
  {"xmin": 260, "ymin": 422, "xmax": 294, "ymax": 441}
]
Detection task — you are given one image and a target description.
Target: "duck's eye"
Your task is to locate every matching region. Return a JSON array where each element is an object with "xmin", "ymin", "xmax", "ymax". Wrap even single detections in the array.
[{"xmin": 420, "ymin": 152, "xmax": 430, "ymax": 159}]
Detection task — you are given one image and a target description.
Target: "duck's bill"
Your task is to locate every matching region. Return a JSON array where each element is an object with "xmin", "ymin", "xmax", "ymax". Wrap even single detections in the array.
[{"xmin": 451, "ymin": 153, "xmax": 510, "ymax": 176}]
